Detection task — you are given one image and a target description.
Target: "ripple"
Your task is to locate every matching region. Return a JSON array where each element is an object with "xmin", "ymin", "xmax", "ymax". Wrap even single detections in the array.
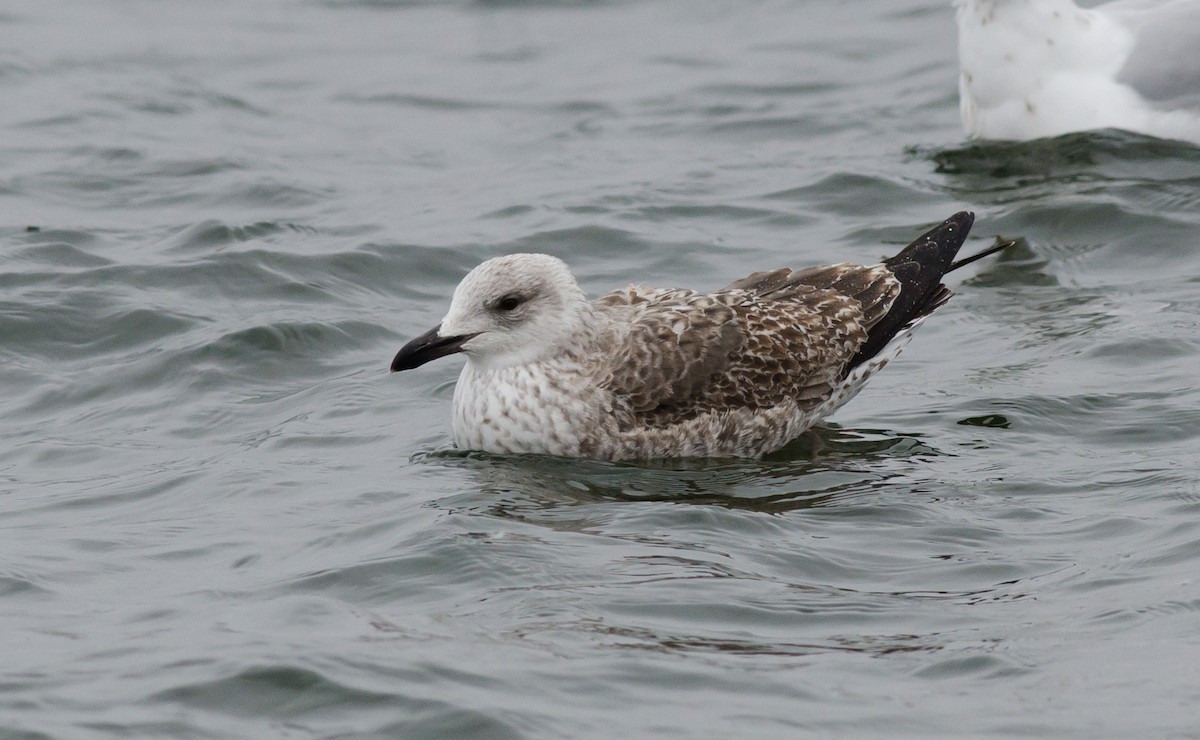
[
  {"xmin": 978, "ymin": 392, "xmax": 1200, "ymax": 448},
  {"xmin": 339, "ymin": 92, "xmax": 502, "ymax": 111},
  {"xmin": 573, "ymin": 622, "xmax": 943, "ymax": 659},
  {"xmin": 0, "ymin": 303, "xmax": 198, "ymax": 361},
  {"xmin": 166, "ymin": 220, "xmax": 311, "ymax": 251},
  {"xmin": 0, "ymin": 49, "xmax": 32, "ymax": 78},
  {"xmin": 209, "ymin": 320, "xmax": 381, "ymax": 359},
  {"xmin": 495, "ymin": 225, "xmax": 655, "ymax": 277},
  {"xmin": 0, "ymin": 572, "xmax": 51, "ymax": 598},
  {"xmin": 912, "ymin": 654, "xmax": 1013, "ymax": 680},
  {"xmin": 761, "ymin": 173, "xmax": 943, "ymax": 217},
  {"xmin": 10, "ymin": 241, "xmax": 112, "ymax": 269},
  {"xmin": 698, "ymin": 82, "xmax": 837, "ymax": 98},
  {"xmin": 148, "ymin": 662, "xmax": 521, "ymax": 737},
  {"xmin": 209, "ymin": 180, "xmax": 329, "ymax": 208},
  {"xmin": 621, "ymin": 203, "xmax": 784, "ymax": 224},
  {"xmin": 928, "ymin": 129, "xmax": 1200, "ymax": 181}
]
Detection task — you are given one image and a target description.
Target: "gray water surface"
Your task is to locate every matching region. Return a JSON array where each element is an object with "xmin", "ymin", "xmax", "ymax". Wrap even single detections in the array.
[{"xmin": 4, "ymin": 0, "xmax": 1200, "ymax": 738}]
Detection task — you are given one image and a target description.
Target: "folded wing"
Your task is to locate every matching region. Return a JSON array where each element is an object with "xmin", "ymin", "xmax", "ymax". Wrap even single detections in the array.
[{"xmin": 593, "ymin": 264, "xmax": 902, "ymax": 426}]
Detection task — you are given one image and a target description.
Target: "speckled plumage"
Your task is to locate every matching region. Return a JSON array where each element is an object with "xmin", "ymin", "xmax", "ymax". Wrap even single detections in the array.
[{"xmin": 391, "ymin": 212, "xmax": 1002, "ymax": 460}]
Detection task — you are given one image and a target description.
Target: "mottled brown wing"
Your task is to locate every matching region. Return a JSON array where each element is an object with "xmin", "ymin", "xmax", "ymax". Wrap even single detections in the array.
[
  {"xmin": 593, "ymin": 272, "xmax": 897, "ymax": 425},
  {"xmin": 724, "ymin": 262, "xmax": 900, "ymax": 332},
  {"xmin": 593, "ymin": 286, "xmax": 744, "ymax": 413},
  {"xmin": 697, "ymin": 285, "xmax": 878, "ymax": 412}
]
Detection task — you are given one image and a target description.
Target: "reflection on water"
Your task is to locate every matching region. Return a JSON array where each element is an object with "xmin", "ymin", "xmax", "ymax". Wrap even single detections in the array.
[
  {"xmin": 926, "ymin": 129, "xmax": 1200, "ymax": 182},
  {"xmin": 419, "ymin": 426, "xmax": 938, "ymax": 517}
]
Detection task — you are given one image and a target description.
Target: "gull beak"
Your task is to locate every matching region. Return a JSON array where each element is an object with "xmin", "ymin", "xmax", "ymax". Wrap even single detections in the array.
[{"xmin": 390, "ymin": 324, "xmax": 477, "ymax": 372}]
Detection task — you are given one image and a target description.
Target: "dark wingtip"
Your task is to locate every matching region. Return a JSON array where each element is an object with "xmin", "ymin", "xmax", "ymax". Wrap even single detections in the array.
[
  {"xmin": 843, "ymin": 212, "xmax": 978, "ymax": 374},
  {"xmin": 883, "ymin": 211, "xmax": 974, "ymax": 272}
]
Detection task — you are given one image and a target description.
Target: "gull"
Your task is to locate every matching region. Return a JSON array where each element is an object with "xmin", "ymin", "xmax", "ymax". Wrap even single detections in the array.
[
  {"xmin": 390, "ymin": 212, "xmax": 1009, "ymax": 460},
  {"xmin": 955, "ymin": 0, "xmax": 1200, "ymax": 143}
]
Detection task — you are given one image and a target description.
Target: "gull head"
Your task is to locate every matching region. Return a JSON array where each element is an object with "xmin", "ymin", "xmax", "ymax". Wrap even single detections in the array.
[{"xmin": 390, "ymin": 253, "xmax": 591, "ymax": 373}]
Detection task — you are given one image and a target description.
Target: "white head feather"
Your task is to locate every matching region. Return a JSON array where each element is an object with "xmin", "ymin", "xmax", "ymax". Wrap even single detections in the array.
[{"xmin": 438, "ymin": 253, "xmax": 592, "ymax": 370}]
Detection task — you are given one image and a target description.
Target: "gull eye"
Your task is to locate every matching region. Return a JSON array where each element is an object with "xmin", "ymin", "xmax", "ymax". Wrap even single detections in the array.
[{"xmin": 496, "ymin": 294, "xmax": 524, "ymax": 312}]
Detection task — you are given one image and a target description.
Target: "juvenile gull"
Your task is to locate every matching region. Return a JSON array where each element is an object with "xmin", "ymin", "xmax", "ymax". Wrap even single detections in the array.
[
  {"xmin": 955, "ymin": 0, "xmax": 1200, "ymax": 143},
  {"xmin": 391, "ymin": 212, "xmax": 1009, "ymax": 460}
]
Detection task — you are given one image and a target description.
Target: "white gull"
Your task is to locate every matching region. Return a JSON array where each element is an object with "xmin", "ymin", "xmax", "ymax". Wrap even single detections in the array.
[
  {"xmin": 955, "ymin": 0, "xmax": 1200, "ymax": 143},
  {"xmin": 391, "ymin": 212, "xmax": 1009, "ymax": 460}
]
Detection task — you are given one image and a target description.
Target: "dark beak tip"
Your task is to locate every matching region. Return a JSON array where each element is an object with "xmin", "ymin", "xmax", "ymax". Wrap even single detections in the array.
[{"xmin": 389, "ymin": 325, "xmax": 474, "ymax": 373}]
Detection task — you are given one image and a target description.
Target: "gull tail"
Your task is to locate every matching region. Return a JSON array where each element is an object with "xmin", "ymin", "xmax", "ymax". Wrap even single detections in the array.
[{"xmin": 845, "ymin": 211, "xmax": 1010, "ymax": 373}]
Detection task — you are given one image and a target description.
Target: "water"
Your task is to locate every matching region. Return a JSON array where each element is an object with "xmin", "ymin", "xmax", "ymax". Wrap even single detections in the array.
[{"xmin": 4, "ymin": 0, "xmax": 1200, "ymax": 737}]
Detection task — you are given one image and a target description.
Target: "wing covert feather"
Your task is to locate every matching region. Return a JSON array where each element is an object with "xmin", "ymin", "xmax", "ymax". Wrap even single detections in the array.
[
  {"xmin": 594, "ymin": 287, "xmax": 743, "ymax": 413},
  {"xmin": 592, "ymin": 273, "xmax": 891, "ymax": 427}
]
